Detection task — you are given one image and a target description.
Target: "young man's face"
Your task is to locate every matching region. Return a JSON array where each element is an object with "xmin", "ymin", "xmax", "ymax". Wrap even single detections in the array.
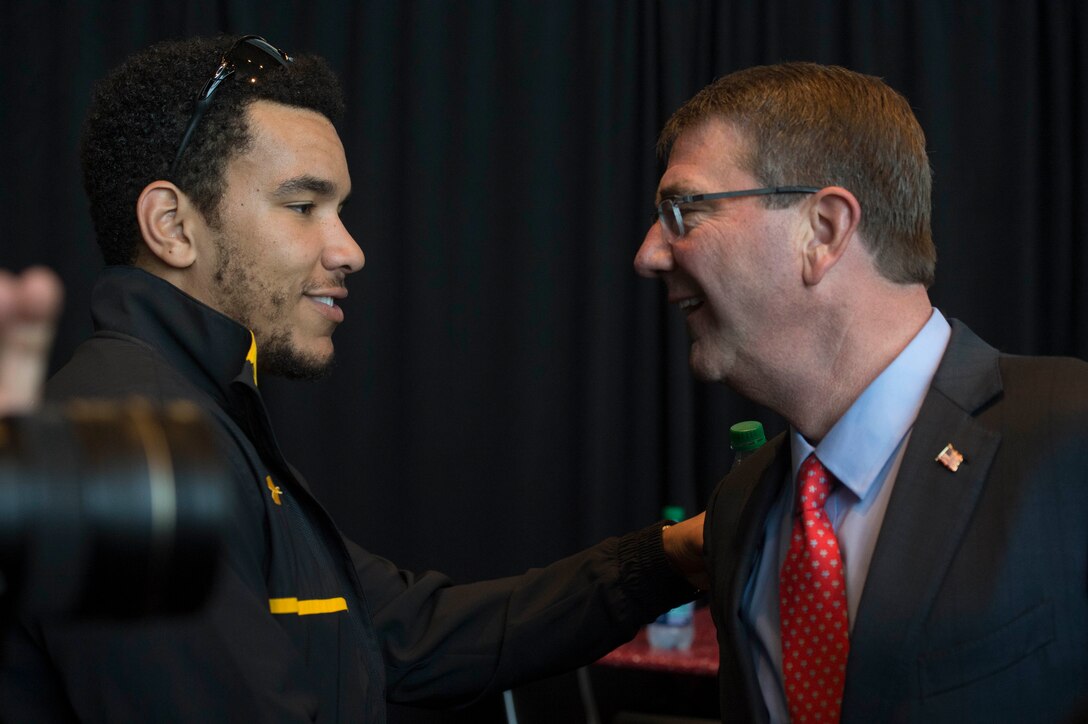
[{"xmin": 191, "ymin": 100, "xmax": 364, "ymax": 378}]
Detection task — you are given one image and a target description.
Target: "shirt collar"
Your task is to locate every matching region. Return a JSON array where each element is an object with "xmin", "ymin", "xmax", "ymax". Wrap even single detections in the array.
[{"xmin": 790, "ymin": 309, "xmax": 951, "ymax": 500}]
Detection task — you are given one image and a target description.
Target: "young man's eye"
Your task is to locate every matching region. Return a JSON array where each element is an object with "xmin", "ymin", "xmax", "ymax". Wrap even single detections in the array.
[{"xmin": 287, "ymin": 203, "xmax": 315, "ymax": 215}]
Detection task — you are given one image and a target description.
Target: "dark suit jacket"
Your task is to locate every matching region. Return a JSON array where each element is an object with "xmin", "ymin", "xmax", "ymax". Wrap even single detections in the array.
[{"xmin": 705, "ymin": 321, "xmax": 1088, "ymax": 723}]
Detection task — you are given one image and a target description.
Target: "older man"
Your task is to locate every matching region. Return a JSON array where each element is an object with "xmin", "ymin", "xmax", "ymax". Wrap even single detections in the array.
[{"xmin": 636, "ymin": 63, "xmax": 1088, "ymax": 723}]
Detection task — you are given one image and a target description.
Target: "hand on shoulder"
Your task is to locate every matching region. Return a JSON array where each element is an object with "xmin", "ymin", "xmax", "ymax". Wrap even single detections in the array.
[{"xmin": 662, "ymin": 512, "xmax": 708, "ymax": 591}]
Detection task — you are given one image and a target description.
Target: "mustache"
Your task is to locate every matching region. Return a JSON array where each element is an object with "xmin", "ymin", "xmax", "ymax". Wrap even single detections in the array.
[{"xmin": 301, "ymin": 277, "xmax": 348, "ymax": 293}]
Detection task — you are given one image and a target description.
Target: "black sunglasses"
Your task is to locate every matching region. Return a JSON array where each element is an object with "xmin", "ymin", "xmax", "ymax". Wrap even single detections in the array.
[{"xmin": 169, "ymin": 35, "xmax": 293, "ymax": 177}]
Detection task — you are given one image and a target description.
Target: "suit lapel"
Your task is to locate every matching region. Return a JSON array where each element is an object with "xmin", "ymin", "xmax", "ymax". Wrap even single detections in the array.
[
  {"xmin": 844, "ymin": 321, "xmax": 1004, "ymax": 721},
  {"xmin": 708, "ymin": 435, "xmax": 790, "ymax": 723}
]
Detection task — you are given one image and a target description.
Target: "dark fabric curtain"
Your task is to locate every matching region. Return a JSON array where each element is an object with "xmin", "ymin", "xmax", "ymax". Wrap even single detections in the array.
[{"xmin": 3, "ymin": 2, "xmax": 1086, "ymax": 720}]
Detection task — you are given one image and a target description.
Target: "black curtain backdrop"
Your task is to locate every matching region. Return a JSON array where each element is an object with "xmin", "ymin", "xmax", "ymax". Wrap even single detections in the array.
[{"xmin": 2, "ymin": 1, "xmax": 1086, "ymax": 720}]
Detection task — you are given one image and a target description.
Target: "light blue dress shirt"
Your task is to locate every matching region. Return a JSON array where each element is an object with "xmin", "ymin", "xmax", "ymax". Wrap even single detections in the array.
[{"xmin": 740, "ymin": 309, "xmax": 952, "ymax": 723}]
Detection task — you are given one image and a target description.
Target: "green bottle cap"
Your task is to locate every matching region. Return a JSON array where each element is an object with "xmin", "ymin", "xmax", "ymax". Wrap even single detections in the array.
[
  {"xmin": 661, "ymin": 505, "xmax": 686, "ymax": 521},
  {"xmin": 729, "ymin": 420, "xmax": 766, "ymax": 452}
]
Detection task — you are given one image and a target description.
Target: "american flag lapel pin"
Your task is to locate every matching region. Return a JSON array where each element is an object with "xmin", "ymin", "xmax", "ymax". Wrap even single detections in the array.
[{"xmin": 936, "ymin": 443, "xmax": 964, "ymax": 472}]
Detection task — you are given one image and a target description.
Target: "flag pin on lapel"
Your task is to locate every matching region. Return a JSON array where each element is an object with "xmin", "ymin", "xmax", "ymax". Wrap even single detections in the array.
[{"xmin": 936, "ymin": 443, "xmax": 964, "ymax": 472}]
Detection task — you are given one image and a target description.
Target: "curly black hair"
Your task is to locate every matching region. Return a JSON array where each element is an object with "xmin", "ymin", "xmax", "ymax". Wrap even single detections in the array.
[{"xmin": 80, "ymin": 35, "xmax": 346, "ymax": 265}]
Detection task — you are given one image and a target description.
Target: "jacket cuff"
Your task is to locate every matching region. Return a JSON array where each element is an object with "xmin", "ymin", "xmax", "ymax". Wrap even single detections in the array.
[{"xmin": 616, "ymin": 521, "xmax": 699, "ymax": 623}]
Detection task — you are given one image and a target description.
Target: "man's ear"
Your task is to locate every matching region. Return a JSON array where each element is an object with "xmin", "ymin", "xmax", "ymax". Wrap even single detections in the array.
[
  {"xmin": 136, "ymin": 181, "xmax": 198, "ymax": 268},
  {"xmin": 801, "ymin": 186, "xmax": 861, "ymax": 286}
]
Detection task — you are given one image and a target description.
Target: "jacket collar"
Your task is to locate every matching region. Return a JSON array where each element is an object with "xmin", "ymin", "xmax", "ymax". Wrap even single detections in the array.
[
  {"xmin": 930, "ymin": 318, "xmax": 1004, "ymax": 413},
  {"xmin": 90, "ymin": 265, "xmax": 259, "ymax": 407}
]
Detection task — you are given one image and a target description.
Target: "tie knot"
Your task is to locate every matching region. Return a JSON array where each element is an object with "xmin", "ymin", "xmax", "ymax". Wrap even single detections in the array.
[{"xmin": 797, "ymin": 453, "xmax": 834, "ymax": 512}]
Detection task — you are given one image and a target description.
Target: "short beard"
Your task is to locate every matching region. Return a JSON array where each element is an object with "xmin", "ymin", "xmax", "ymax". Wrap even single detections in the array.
[
  {"xmin": 207, "ymin": 226, "xmax": 334, "ymax": 381},
  {"xmin": 259, "ymin": 328, "xmax": 334, "ymax": 380}
]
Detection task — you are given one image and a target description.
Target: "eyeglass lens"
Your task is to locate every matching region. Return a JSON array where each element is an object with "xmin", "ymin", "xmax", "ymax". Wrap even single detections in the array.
[
  {"xmin": 225, "ymin": 37, "xmax": 290, "ymax": 87},
  {"xmin": 658, "ymin": 200, "xmax": 684, "ymax": 237}
]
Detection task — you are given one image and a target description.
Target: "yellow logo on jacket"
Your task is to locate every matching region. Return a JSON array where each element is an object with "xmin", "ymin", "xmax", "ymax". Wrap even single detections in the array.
[{"xmin": 266, "ymin": 476, "xmax": 282, "ymax": 505}]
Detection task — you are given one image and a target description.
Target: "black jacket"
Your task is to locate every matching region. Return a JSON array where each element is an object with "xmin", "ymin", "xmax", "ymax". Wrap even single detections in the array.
[{"xmin": 1, "ymin": 266, "xmax": 692, "ymax": 722}]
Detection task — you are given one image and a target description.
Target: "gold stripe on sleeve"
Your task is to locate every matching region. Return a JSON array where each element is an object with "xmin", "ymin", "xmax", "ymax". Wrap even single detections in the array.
[{"xmin": 269, "ymin": 597, "xmax": 348, "ymax": 616}]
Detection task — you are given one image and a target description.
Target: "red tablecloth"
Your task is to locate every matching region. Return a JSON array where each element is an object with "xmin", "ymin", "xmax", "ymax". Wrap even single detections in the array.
[{"xmin": 595, "ymin": 606, "xmax": 718, "ymax": 676}]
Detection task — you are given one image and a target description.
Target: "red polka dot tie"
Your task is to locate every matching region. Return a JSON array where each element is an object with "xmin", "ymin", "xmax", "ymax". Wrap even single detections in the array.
[{"xmin": 779, "ymin": 454, "xmax": 849, "ymax": 723}]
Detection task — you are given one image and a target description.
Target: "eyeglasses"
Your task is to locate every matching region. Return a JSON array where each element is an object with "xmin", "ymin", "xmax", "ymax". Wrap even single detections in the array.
[
  {"xmin": 654, "ymin": 186, "xmax": 822, "ymax": 240},
  {"xmin": 169, "ymin": 35, "xmax": 293, "ymax": 177}
]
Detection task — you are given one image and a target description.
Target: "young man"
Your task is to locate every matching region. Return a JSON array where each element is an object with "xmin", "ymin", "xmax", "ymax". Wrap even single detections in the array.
[
  {"xmin": 635, "ymin": 63, "xmax": 1088, "ymax": 723},
  {"xmin": 0, "ymin": 36, "xmax": 703, "ymax": 722}
]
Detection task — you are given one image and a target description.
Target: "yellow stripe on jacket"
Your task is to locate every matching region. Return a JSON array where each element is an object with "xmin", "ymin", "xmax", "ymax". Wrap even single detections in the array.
[{"xmin": 268, "ymin": 597, "xmax": 348, "ymax": 616}]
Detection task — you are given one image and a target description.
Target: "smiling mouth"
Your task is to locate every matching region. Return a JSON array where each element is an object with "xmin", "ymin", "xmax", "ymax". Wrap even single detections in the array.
[
  {"xmin": 678, "ymin": 297, "xmax": 703, "ymax": 312},
  {"xmin": 304, "ymin": 293, "xmax": 345, "ymax": 324}
]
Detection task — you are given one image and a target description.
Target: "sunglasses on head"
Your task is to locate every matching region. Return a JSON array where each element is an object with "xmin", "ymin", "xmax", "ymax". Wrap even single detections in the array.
[{"xmin": 170, "ymin": 35, "xmax": 293, "ymax": 177}]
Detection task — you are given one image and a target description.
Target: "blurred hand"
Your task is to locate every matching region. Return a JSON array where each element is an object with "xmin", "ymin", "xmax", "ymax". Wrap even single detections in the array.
[
  {"xmin": 661, "ymin": 511, "xmax": 708, "ymax": 591},
  {"xmin": 0, "ymin": 266, "xmax": 64, "ymax": 416}
]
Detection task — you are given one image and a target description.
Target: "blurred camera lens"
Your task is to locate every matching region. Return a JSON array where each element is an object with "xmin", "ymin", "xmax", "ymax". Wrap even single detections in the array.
[{"xmin": 0, "ymin": 398, "xmax": 230, "ymax": 618}]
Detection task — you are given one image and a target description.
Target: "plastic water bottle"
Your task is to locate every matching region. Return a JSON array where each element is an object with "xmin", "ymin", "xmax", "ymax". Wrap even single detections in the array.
[
  {"xmin": 647, "ymin": 599, "xmax": 695, "ymax": 650},
  {"xmin": 647, "ymin": 505, "xmax": 696, "ymax": 651},
  {"xmin": 647, "ymin": 425, "xmax": 766, "ymax": 651},
  {"xmin": 729, "ymin": 420, "xmax": 766, "ymax": 469}
]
